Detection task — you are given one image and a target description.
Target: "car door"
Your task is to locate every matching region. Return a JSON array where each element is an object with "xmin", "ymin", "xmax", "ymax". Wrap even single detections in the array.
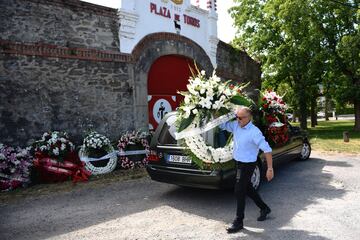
[{"xmin": 267, "ymin": 123, "xmax": 303, "ymax": 165}]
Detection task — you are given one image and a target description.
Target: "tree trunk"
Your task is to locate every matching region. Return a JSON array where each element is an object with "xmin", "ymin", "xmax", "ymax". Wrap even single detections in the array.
[
  {"xmin": 295, "ymin": 76, "xmax": 308, "ymax": 129},
  {"xmin": 325, "ymin": 96, "xmax": 330, "ymax": 121},
  {"xmin": 354, "ymin": 99, "xmax": 360, "ymax": 131},
  {"xmin": 293, "ymin": 108, "xmax": 298, "ymax": 122},
  {"xmin": 300, "ymin": 105, "xmax": 308, "ymax": 129},
  {"xmin": 299, "ymin": 89, "xmax": 308, "ymax": 130},
  {"xmin": 310, "ymin": 96, "xmax": 317, "ymax": 127}
]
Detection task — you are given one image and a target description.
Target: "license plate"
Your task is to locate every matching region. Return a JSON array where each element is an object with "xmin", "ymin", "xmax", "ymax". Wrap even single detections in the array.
[{"xmin": 167, "ymin": 154, "xmax": 192, "ymax": 164}]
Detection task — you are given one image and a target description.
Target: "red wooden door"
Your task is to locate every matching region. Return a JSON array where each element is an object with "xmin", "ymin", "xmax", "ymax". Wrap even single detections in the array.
[{"xmin": 148, "ymin": 55, "xmax": 195, "ymax": 130}]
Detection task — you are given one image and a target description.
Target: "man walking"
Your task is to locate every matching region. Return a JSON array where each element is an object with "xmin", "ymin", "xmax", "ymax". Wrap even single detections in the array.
[{"xmin": 220, "ymin": 106, "xmax": 274, "ymax": 233}]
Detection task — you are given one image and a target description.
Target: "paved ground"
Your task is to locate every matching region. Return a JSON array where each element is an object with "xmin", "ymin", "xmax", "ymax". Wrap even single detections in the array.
[{"xmin": 1, "ymin": 151, "xmax": 359, "ymax": 240}]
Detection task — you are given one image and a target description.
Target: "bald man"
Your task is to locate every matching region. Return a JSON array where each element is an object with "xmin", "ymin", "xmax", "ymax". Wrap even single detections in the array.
[{"xmin": 220, "ymin": 106, "xmax": 273, "ymax": 233}]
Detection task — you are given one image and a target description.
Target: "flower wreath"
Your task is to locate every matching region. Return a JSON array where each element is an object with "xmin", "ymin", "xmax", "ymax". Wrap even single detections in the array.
[
  {"xmin": 117, "ymin": 131, "xmax": 150, "ymax": 169},
  {"xmin": 176, "ymin": 69, "xmax": 253, "ymax": 165},
  {"xmin": 79, "ymin": 131, "xmax": 117, "ymax": 175},
  {"xmin": 0, "ymin": 144, "xmax": 33, "ymax": 191},
  {"xmin": 32, "ymin": 131, "xmax": 90, "ymax": 183},
  {"xmin": 259, "ymin": 90, "xmax": 289, "ymax": 146},
  {"xmin": 33, "ymin": 131, "xmax": 75, "ymax": 162}
]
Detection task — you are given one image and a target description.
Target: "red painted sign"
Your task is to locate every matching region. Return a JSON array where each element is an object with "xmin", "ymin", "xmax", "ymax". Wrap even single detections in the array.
[{"xmin": 150, "ymin": 2, "xmax": 200, "ymax": 28}]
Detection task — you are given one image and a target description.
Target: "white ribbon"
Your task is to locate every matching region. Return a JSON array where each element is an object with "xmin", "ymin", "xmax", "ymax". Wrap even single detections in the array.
[
  {"xmin": 79, "ymin": 150, "xmax": 148, "ymax": 162},
  {"xmin": 174, "ymin": 112, "xmax": 235, "ymax": 140},
  {"xmin": 269, "ymin": 122, "xmax": 284, "ymax": 127}
]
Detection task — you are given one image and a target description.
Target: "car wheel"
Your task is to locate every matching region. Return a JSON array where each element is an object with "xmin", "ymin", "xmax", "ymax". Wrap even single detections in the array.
[
  {"xmin": 251, "ymin": 163, "xmax": 262, "ymax": 190},
  {"xmin": 299, "ymin": 141, "xmax": 311, "ymax": 160}
]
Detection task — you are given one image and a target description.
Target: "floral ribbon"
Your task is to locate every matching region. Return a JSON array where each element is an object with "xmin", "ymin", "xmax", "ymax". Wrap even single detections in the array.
[
  {"xmin": 79, "ymin": 150, "xmax": 149, "ymax": 162},
  {"xmin": 174, "ymin": 112, "xmax": 236, "ymax": 140}
]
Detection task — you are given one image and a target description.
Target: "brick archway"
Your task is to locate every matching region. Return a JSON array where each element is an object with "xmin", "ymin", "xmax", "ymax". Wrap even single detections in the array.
[{"xmin": 131, "ymin": 32, "xmax": 213, "ymax": 130}]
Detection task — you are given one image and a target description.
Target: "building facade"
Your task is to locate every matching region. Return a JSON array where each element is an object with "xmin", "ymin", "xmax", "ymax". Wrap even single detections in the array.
[{"xmin": 0, "ymin": 0, "xmax": 261, "ymax": 146}]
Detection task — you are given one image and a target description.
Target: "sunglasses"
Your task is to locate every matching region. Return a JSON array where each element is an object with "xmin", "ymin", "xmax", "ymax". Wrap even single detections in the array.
[{"xmin": 236, "ymin": 116, "xmax": 248, "ymax": 120}]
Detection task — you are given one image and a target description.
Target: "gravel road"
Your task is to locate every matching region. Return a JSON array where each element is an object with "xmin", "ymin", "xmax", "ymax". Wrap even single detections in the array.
[{"xmin": 1, "ymin": 151, "xmax": 360, "ymax": 240}]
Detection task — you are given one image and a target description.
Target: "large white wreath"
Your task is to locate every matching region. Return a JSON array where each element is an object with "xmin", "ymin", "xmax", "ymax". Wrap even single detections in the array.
[
  {"xmin": 175, "ymin": 69, "xmax": 253, "ymax": 165},
  {"xmin": 79, "ymin": 131, "xmax": 117, "ymax": 175},
  {"xmin": 79, "ymin": 146, "xmax": 117, "ymax": 175}
]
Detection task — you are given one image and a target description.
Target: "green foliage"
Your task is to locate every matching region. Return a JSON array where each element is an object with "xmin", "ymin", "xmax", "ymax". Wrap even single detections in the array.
[
  {"xmin": 178, "ymin": 114, "xmax": 195, "ymax": 132},
  {"xmin": 230, "ymin": 0, "xmax": 360, "ymax": 130},
  {"xmin": 335, "ymin": 105, "xmax": 355, "ymax": 115},
  {"xmin": 229, "ymin": 95, "xmax": 252, "ymax": 106}
]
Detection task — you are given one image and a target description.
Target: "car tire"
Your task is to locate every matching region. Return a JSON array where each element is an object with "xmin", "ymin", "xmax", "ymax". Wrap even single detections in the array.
[
  {"xmin": 298, "ymin": 141, "xmax": 311, "ymax": 161},
  {"xmin": 251, "ymin": 161, "xmax": 262, "ymax": 191}
]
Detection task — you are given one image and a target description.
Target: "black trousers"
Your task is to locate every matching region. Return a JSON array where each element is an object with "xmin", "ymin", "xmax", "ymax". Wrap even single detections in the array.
[{"xmin": 234, "ymin": 161, "xmax": 268, "ymax": 220}]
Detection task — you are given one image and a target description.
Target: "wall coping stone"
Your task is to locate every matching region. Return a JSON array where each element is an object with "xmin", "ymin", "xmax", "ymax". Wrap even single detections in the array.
[
  {"xmin": 25, "ymin": 0, "xmax": 118, "ymax": 18},
  {"xmin": 0, "ymin": 40, "xmax": 132, "ymax": 63}
]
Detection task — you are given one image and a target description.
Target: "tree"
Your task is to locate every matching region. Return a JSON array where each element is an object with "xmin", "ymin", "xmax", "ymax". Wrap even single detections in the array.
[
  {"xmin": 314, "ymin": 0, "xmax": 360, "ymax": 130},
  {"xmin": 335, "ymin": 32, "xmax": 360, "ymax": 130},
  {"xmin": 230, "ymin": 0, "xmax": 360, "ymax": 130},
  {"xmin": 230, "ymin": 0, "xmax": 322, "ymax": 129}
]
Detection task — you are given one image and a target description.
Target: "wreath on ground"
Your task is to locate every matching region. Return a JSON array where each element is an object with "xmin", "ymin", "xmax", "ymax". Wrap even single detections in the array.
[
  {"xmin": 117, "ymin": 131, "xmax": 150, "ymax": 170},
  {"xmin": 32, "ymin": 131, "xmax": 90, "ymax": 183},
  {"xmin": 79, "ymin": 131, "xmax": 117, "ymax": 175},
  {"xmin": 0, "ymin": 144, "xmax": 33, "ymax": 191},
  {"xmin": 175, "ymin": 69, "xmax": 253, "ymax": 165}
]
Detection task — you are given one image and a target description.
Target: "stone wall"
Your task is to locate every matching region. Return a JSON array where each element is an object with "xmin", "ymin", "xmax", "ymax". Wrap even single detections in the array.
[
  {"xmin": 216, "ymin": 41, "xmax": 262, "ymax": 101},
  {"xmin": 0, "ymin": 0, "xmax": 132, "ymax": 146},
  {"xmin": 0, "ymin": 0, "xmax": 262, "ymax": 146},
  {"xmin": 0, "ymin": 53, "xmax": 134, "ymax": 145},
  {"xmin": 0, "ymin": 0, "xmax": 119, "ymax": 51}
]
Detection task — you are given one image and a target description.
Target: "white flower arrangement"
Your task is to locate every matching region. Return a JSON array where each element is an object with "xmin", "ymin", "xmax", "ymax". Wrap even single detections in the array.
[
  {"xmin": 80, "ymin": 131, "xmax": 117, "ymax": 175},
  {"xmin": 178, "ymin": 70, "xmax": 247, "ymax": 122},
  {"xmin": 83, "ymin": 131, "xmax": 111, "ymax": 151},
  {"xmin": 176, "ymin": 69, "xmax": 253, "ymax": 165},
  {"xmin": 184, "ymin": 125, "xmax": 234, "ymax": 163}
]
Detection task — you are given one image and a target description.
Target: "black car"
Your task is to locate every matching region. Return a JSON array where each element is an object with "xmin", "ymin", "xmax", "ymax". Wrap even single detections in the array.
[{"xmin": 146, "ymin": 112, "xmax": 311, "ymax": 190}]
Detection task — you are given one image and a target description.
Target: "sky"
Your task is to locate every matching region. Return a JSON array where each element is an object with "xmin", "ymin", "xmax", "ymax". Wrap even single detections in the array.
[{"xmin": 81, "ymin": 0, "xmax": 236, "ymax": 43}]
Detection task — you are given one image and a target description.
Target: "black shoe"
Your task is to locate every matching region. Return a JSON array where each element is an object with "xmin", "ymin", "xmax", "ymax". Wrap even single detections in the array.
[
  {"xmin": 257, "ymin": 207, "xmax": 271, "ymax": 221},
  {"xmin": 226, "ymin": 218, "xmax": 243, "ymax": 233}
]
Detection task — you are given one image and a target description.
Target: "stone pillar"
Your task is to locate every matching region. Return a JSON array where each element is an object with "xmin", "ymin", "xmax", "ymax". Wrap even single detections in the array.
[{"xmin": 207, "ymin": 0, "xmax": 218, "ymax": 68}]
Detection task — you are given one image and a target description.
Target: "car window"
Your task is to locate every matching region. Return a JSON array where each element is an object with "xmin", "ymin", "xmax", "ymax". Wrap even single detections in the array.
[
  {"xmin": 158, "ymin": 115, "xmax": 177, "ymax": 145},
  {"xmin": 157, "ymin": 115, "xmax": 232, "ymax": 148},
  {"xmin": 214, "ymin": 127, "xmax": 232, "ymax": 148}
]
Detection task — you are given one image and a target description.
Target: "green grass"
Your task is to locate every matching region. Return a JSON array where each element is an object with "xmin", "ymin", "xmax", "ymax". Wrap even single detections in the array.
[{"xmin": 293, "ymin": 120, "xmax": 360, "ymax": 154}]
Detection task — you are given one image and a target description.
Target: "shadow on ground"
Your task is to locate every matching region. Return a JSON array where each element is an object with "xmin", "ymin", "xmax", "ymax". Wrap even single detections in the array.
[{"xmin": 0, "ymin": 156, "xmax": 350, "ymax": 240}]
